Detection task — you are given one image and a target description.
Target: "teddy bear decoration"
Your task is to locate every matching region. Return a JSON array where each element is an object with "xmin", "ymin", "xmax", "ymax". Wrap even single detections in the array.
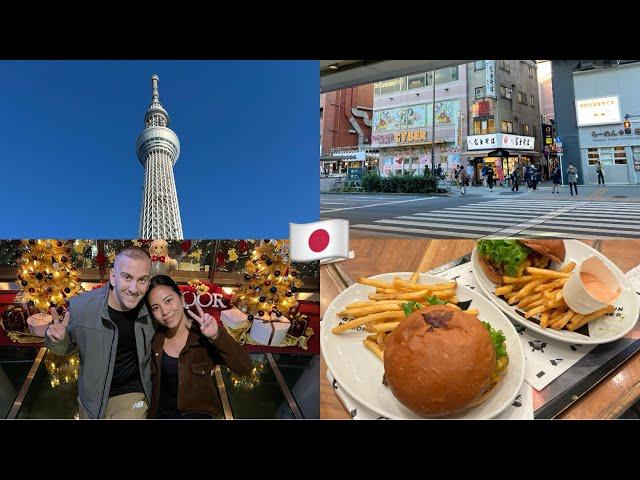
[{"xmin": 149, "ymin": 239, "xmax": 178, "ymax": 277}]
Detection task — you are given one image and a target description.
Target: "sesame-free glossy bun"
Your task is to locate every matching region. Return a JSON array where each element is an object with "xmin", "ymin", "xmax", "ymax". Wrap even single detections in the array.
[
  {"xmin": 519, "ymin": 239, "xmax": 566, "ymax": 264},
  {"xmin": 383, "ymin": 305, "xmax": 496, "ymax": 417}
]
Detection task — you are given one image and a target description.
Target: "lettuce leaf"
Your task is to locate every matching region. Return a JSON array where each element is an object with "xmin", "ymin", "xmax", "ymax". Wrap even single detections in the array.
[
  {"xmin": 482, "ymin": 321, "xmax": 508, "ymax": 359},
  {"xmin": 402, "ymin": 301, "xmax": 422, "ymax": 315},
  {"xmin": 425, "ymin": 295, "xmax": 448, "ymax": 306},
  {"xmin": 402, "ymin": 295, "xmax": 449, "ymax": 316},
  {"xmin": 477, "ymin": 239, "xmax": 532, "ymax": 277}
]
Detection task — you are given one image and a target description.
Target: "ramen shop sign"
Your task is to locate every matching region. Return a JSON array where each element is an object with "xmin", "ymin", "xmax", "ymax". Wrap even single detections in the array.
[{"xmin": 394, "ymin": 129, "xmax": 428, "ymax": 144}]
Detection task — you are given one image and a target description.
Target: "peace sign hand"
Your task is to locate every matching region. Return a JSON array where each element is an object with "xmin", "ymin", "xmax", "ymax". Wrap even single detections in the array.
[
  {"xmin": 47, "ymin": 307, "xmax": 70, "ymax": 343},
  {"xmin": 186, "ymin": 304, "xmax": 219, "ymax": 340}
]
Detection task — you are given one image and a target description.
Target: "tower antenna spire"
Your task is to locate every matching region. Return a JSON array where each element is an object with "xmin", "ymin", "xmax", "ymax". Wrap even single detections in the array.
[
  {"xmin": 136, "ymin": 74, "xmax": 183, "ymax": 239},
  {"xmin": 151, "ymin": 74, "xmax": 160, "ymax": 105}
]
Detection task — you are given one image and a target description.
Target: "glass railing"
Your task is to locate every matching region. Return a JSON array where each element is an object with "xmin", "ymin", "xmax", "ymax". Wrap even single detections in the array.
[
  {"xmin": 3, "ymin": 348, "xmax": 319, "ymax": 419},
  {"xmin": 0, "ymin": 347, "xmax": 38, "ymax": 418}
]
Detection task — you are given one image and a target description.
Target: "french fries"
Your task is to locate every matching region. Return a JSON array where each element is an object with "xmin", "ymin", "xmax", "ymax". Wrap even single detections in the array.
[
  {"xmin": 493, "ymin": 262, "xmax": 616, "ymax": 332},
  {"xmin": 333, "ymin": 274, "xmax": 486, "ymax": 362}
]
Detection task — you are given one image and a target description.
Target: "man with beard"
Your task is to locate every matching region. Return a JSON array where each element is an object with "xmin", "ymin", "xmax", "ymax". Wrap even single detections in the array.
[{"xmin": 45, "ymin": 246, "xmax": 156, "ymax": 419}]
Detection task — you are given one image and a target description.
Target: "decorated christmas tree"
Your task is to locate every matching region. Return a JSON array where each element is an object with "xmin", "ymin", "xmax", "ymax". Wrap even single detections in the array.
[
  {"xmin": 235, "ymin": 240, "xmax": 303, "ymax": 319},
  {"xmin": 16, "ymin": 240, "xmax": 84, "ymax": 312}
]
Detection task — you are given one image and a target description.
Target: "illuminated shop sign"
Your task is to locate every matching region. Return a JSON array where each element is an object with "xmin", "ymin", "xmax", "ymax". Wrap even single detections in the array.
[
  {"xmin": 394, "ymin": 129, "xmax": 428, "ymax": 144},
  {"xmin": 575, "ymin": 96, "xmax": 621, "ymax": 126},
  {"xmin": 467, "ymin": 133, "xmax": 535, "ymax": 150}
]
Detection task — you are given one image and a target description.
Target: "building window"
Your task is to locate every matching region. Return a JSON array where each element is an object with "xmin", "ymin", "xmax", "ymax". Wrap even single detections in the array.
[
  {"xmin": 475, "ymin": 86, "xmax": 486, "ymax": 99},
  {"xmin": 532, "ymin": 125, "xmax": 536, "ymax": 138},
  {"xmin": 475, "ymin": 60, "xmax": 485, "ymax": 70},
  {"xmin": 529, "ymin": 65, "xmax": 534, "ymax": 78},
  {"xmin": 614, "ymin": 146, "xmax": 628, "ymax": 164},
  {"xmin": 522, "ymin": 124, "xmax": 530, "ymax": 135},
  {"xmin": 428, "ymin": 66, "xmax": 459, "ymax": 85},
  {"xmin": 408, "ymin": 73, "xmax": 426, "ymax": 89},
  {"xmin": 514, "ymin": 118, "xmax": 519, "ymax": 131},
  {"xmin": 588, "ymin": 147, "xmax": 627, "ymax": 165},
  {"xmin": 518, "ymin": 91, "xmax": 525, "ymax": 103},
  {"xmin": 501, "ymin": 121, "xmax": 513, "ymax": 133},
  {"xmin": 529, "ymin": 94, "xmax": 535, "ymax": 107},
  {"xmin": 632, "ymin": 146, "xmax": 640, "ymax": 171},
  {"xmin": 500, "ymin": 85, "xmax": 512, "ymax": 99},
  {"xmin": 499, "ymin": 60, "xmax": 510, "ymax": 72},
  {"xmin": 375, "ymin": 77, "xmax": 406, "ymax": 96},
  {"xmin": 474, "ymin": 117, "xmax": 495, "ymax": 134}
]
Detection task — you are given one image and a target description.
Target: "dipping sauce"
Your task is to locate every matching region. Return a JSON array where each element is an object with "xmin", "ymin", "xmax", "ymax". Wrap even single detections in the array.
[{"xmin": 580, "ymin": 272, "xmax": 619, "ymax": 303}]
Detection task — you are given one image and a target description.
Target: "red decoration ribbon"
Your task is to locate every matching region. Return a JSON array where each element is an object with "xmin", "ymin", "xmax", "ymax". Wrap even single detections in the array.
[{"xmin": 152, "ymin": 256, "xmax": 166, "ymax": 263}]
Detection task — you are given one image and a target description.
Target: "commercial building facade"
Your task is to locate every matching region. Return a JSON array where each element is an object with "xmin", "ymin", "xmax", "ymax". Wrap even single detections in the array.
[
  {"xmin": 371, "ymin": 66, "xmax": 467, "ymax": 177},
  {"xmin": 464, "ymin": 60, "xmax": 543, "ymax": 183},
  {"xmin": 573, "ymin": 61, "xmax": 640, "ymax": 185},
  {"xmin": 320, "ymin": 85, "xmax": 375, "ymax": 176}
]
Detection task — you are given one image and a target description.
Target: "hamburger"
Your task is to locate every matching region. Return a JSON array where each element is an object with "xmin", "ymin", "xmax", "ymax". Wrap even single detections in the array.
[
  {"xmin": 477, "ymin": 239, "xmax": 566, "ymax": 284},
  {"xmin": 383, "ymin": 304, "xmax": 508, "ymax": 417}
]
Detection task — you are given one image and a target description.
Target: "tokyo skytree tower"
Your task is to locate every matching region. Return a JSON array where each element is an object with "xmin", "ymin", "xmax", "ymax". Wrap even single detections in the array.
[{"xmin": 136, "ymin": 74, "xmax": 183, "ymax": 239}]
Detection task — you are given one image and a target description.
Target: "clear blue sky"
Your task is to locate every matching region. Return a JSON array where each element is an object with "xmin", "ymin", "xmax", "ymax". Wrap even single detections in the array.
[{"xmin": 0, "ymin": 60, "xmax": 318, "ymax": 238}]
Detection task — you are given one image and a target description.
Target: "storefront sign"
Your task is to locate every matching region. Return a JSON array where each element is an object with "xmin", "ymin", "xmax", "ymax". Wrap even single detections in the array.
[
  {"xmin": 543, "ymin": 123, "xmax": 554, "ymax": 146},
  {"xmin": 372, "ymin": 132, "xmax": 396, "ymax": 146},
  {"xmin": 331, "ymin": 149, "xmax": 365, "ymax": 161},
  {"xmin": 467, "ymin": 133, "xmax": 535, "ymax": 151},
  {"xmin": 441, "ymin": 145, "xmax": 461, "ymax": 153},
  {"xmin": 394, "ymin": 129, "xmax": 428, "ymax": 144},
  {"xmin": 485, "ymin": 60, "xmax": 496, "ymax": 98},
  {"xmin": 583, "ymin": 126, "xmax": 640, "ymax": 145},
  {"xmin": 576, "ymin": 96, "xmax": 620, "ymax": 126},
  {"xmin": 501, "ymin": 134, "xmax": 535, "ymax": 150},
  {"xmin": 467, "ymin": 134, "xmax": 498, "ymax": 150}
]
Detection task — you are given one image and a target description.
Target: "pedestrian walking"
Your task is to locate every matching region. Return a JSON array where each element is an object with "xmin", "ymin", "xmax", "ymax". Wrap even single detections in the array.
[
  {"xmin": 511, "ymin": 168, "xmax": 520, "ymax": 192},
  {"xmin": 497, "ymin": 164, "xmax": 505, "ymax": 187},
  {"xmin": 524, "ymin": 165, "xmax": 531, "ymax": 191},
  {"xmin": 486, "ymin": 166, "xmax": 495, "ymax": 192},
  {"xmin": 551, "ymin": 165, "xmax": 561, "ymax": 194},
  {"xmin": 466, "ymin": 164, "xmax": 474, "ymax": 186},
  {"xmin": 459, "ymin": 168, "xmax": 468, "ymax": 195},
  {"xmin": 596, "ymin": 160, "xmax": 605, "ymax": 186},
  {"xmin": 567, "ymin": 162, "xmax": 579, "ymax": 196},
  {"xmin": 529, "ymin": 165, "xmax": 540, "ymax": 191}
]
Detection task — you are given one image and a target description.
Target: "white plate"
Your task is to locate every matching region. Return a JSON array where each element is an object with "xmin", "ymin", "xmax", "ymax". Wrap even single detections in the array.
[
  {"xmin": 471, "ymin": 239, "xmax": 640, "ymax": 345},
  {"xmin": 321, "ymin": 272, "xmax": 525, "ymax": 419}
]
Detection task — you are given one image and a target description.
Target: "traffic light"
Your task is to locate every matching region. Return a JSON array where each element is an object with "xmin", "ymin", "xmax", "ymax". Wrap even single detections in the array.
[{"xmin": 624, "ymin": 120, "xmax": 632, "ymax": 135}]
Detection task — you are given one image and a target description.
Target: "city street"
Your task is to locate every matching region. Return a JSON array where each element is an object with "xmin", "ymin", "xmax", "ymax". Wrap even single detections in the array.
[{"xmin": 321, "ymin": 184, "xmax": 640, "ymax": 239}]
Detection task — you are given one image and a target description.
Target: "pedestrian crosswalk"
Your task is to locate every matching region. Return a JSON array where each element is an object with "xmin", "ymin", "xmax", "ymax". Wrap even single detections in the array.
[{"xmin": 350, "ymin": 199, "xmax": 640, "ymax": 239}]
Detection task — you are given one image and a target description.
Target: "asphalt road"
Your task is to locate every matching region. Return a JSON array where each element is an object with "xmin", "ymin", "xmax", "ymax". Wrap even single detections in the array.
[{"xmin": 321, "ymin": 185, "xmax": 640, "ymax": 239}]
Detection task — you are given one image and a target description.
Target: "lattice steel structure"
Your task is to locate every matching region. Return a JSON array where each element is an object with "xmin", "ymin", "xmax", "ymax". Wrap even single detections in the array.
[{"xmin": 137, "ymin": 74, "xmax": 184, "ymax": 239}]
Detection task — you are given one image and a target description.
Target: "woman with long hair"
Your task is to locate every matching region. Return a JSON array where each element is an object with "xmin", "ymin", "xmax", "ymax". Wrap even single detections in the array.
[{"xmin": 145, "ymin": 275, "xmax": 252, "ymax": 419}]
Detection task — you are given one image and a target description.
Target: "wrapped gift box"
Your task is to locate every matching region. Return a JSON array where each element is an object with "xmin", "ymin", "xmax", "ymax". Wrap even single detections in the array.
[
  {"xmin": 249, "ymin": 313, "xmax": 290, "ymax": 346},
  {"xmin": 27, "ymin": 313, "xmax": 53, "ymax": 337},
  {"xmin": 221, "ymin": 308, "xmax": 250, "ymax": 330}
]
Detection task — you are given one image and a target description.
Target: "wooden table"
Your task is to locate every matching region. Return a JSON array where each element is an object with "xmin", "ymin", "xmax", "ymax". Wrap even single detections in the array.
[{"xmin": 320, "ymin": 239, "xmax": 640, "ymax": 419}]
